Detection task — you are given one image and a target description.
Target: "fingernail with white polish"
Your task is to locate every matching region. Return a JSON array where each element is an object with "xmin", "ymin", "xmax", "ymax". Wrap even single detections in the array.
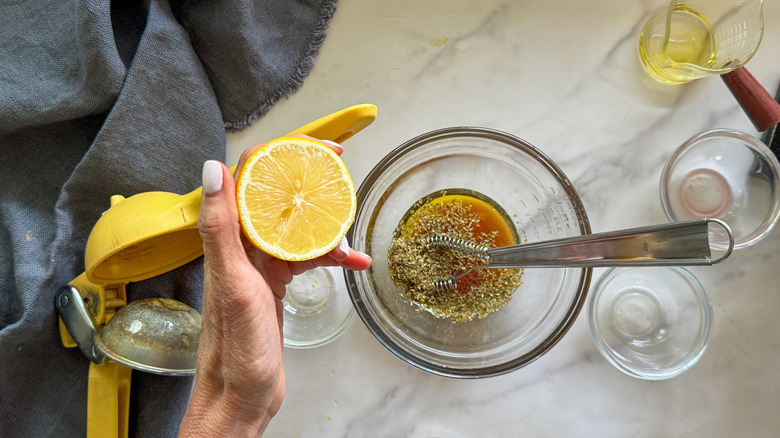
[
  {"xmin": 202, "ymin": 160, "xmax": 223, "ymax": 195},
  {"xmin": 338, "ymin": 236, "xmax": 350, "ymax": 254}
]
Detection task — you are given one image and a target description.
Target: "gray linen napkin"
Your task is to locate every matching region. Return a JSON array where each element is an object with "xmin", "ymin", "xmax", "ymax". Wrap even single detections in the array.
[{"xmin": 0, "ymin": 0, "xmax": 336, "ymax": 436}]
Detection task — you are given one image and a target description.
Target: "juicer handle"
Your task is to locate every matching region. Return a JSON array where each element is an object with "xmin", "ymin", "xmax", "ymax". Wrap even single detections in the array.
[
  {"xmin": 721, "ymin": 67, "xmax": 780, "ymax": 132},
  {"xmin": 87, "ymin": 361, "xmax": 132, "ymax": 438},
  {"xmin": 226, "ymin": 104, "xmax": 378, "ymax": 173},
  {"xmin": 284, "ymin": 103, "xmax": 378, "ymax": 143}
]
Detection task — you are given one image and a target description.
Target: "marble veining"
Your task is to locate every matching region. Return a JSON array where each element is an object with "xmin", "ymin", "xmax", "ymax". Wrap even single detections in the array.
[{"xmin": 226, "ymin": 0, "xmax": 780, "ymax": 436}]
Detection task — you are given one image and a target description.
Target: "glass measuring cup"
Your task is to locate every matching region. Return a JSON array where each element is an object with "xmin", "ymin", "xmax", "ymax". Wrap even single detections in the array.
[{"xmin": 638, "ymin": 0, "xmax": 764, "ymax": 84}]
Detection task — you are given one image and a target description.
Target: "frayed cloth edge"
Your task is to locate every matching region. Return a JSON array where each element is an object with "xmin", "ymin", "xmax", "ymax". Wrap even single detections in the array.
[{"xmin": 224, "ymin": 1, "xmax": 337, "ymax": 131}]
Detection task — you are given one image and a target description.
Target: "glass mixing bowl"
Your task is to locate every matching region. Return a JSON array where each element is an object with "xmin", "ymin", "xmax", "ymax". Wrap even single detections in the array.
[{"xmin": 345, "ymin": 127, "xmax": 592, "ymax": 378}]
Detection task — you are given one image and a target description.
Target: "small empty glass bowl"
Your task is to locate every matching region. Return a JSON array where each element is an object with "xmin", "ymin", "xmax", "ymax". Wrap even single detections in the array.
[
  {"xmin": 283, "ymin": 267, "xmax": 355, "ymax": 349},
  {"xmin": 588, "ymin": 267, "xmax": 713, "ymax": 380},
  {"xmin": 345, "ymin": 127, "xmax": 592, "ymax": 378},
  {"xmin": 660, "ymin": 129, "xmax": 780, "ymax": 250}
]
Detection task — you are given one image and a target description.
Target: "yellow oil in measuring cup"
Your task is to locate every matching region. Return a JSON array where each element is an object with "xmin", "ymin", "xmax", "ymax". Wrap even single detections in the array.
[
  {"xmin": 637, "ymin": 0, "xmax": 764, "ymax": 85},
  {"xmin": 639, "ymin": 6, "xmax": 716, "ymax": 84}
]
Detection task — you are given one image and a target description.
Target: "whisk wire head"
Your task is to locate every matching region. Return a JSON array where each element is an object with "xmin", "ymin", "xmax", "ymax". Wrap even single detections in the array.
[
  {"xmin": 432, "ymin": 277, "xmax": 458, "ymax": 292},
  {"xmin": 424, "ymin": 235, "xmax": 490, "ymax": 259},
  {"xmin": 424, "ymin": 235, "xmax": 490, "ymax": 292}
]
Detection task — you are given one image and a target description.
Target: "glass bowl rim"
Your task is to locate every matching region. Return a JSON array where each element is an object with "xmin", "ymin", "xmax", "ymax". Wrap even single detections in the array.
[{"xmin": 282, "ymin": 306, "xmax": 356, "ymax": 350}]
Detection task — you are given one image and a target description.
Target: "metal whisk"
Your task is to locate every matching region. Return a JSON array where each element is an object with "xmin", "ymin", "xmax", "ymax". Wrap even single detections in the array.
[{"xmin": 428, "ymin": 218, "xmax": 733, "ymax": 292}]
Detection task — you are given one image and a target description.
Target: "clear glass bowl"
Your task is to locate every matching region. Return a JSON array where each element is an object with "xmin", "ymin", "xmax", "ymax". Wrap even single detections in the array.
[
  {"xmin": 283, "ymin": 267, "xmax": 355, "ymax": 349},
  {"xmin": 345, "ymin": 127, "xmax": 592, "ymax": 378},
  {"xmin": 660, "ymin": 129, "xmax": 780, "ymax": 250},
  {"xmin": 588, "ymin": 267, "xmax": 713, "ymax": 380}
]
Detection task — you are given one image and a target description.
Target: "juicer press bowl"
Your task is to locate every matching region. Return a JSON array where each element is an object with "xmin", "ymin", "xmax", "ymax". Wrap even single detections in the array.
[{"xmin": 345, "ymin": 127, "xmax": 592, "ymax": 378}]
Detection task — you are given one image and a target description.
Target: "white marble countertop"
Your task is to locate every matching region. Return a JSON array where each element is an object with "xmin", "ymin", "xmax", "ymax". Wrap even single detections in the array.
[{"xmin": 226, "ymin": 1, "xmax": 780, "ymax": 436}]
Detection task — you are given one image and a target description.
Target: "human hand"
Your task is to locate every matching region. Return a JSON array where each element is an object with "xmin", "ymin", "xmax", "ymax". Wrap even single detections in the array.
[{"xmin": 179, "ymin": 137, "xmax": 371, "ymax": 437}]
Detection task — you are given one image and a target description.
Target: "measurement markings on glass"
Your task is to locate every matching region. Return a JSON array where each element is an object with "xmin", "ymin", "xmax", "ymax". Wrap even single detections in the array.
[
  {"xmin": 520, "ymin": 199, "xmax": 540, "ymax": 239},
  {"xmin": 524, "ymin": 211, "xmax": 539, "ymax": 240},
  {"xmin": 538, "ymin": 207, "xmax": 553, "ymax": 235},
  {"xmin": 550, "ymin": 188, "xmax": 567, "ymax": 232}
]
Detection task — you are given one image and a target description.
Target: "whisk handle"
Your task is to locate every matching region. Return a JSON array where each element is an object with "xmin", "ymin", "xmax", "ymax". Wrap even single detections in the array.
[{"xmin": 487, "ymin": 219, "xmax": 732, "ymax": 268}]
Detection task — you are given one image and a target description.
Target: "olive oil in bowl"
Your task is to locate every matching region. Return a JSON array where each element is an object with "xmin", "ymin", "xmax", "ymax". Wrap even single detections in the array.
[{"xmin": 387, "ymin": 189, "xmax": 523, "ymax": 322}]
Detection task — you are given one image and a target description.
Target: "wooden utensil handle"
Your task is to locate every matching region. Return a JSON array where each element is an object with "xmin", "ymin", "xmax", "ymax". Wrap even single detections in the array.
[{"xmin": 721, "ymin": 67, "xmax": 780, "ymax": 132}]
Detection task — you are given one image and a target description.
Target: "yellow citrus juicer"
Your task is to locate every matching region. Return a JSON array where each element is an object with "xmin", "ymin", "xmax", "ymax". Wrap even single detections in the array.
[{"xmin": 55, "ymin": 104, "xmax": 378, "ymax": 438}]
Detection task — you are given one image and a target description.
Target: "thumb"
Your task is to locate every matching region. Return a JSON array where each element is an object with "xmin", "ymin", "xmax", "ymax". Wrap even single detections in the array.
[{"xmin": 198, "ymin": 160, "xmax": 244, "ymax": 265}]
